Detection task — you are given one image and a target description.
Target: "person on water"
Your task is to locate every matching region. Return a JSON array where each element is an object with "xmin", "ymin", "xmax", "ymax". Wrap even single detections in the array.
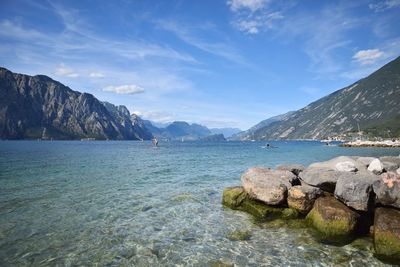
[{"xmin": 152, "ymin": 137, "xmax": 159, "ymax": 147}]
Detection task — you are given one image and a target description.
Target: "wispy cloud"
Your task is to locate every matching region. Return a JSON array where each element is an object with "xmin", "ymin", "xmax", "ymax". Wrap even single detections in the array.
[
  {"xmin": 103, "ymin": 84, "xmax": 145, "ymax": 95},
  {"xmin": 227, "ymin": 0, "xmax": 283, "ymax": 34},
  {"xmin": 55, "ymin": 63, "xmax": 79, "ymax": 78},
  {"xmin": 227, "ymin": 0, "xmax": 269, "ymax": 12},
  {"xmin": 369, "ymin": 0, "xmax": 400, "ymax": 12},
  {"xmin": 158, "ymin": 20, "xmax": 248, "ymax": 65},
  {"xmin": 352, "ymin": 49, "xmax": 385, "ymax": 65},
  {"xmin": 89, "ymin": 72, "xmax": 105, "ymax": 78}
]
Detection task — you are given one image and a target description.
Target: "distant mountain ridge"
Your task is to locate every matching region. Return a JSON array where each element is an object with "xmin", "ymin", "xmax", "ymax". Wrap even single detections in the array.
[
  {"xmin": 230, "ymin": 111, "xmax": 294, "ymax": 140},
  {"xmin": 144, "ymin": 120, "xmax": 212, "ymax": 140},
  {"xmin": 239, "ymin": 56, "xmax": 400, "ymax": 140},
  {"xmin": 0, "ymin": 67, "xmax": 152, "ymax": 140}
]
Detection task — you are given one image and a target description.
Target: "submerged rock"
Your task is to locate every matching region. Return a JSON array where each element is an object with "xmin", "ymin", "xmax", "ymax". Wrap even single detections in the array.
[
  {"xmin": 368, "ymin": 159, "xmax": 384, "ymax": 174},
  {"xmin": 222, "ymin": 186, "xmax": 247, "ymax": 209},
  {"xmin": 276, "ymin": 164, "xmax": 305, "ymax": 176},
  {"xmin": 334, "ymin": 172, "xmax": 379, "ymax": 211},
  {"xmin": 373, "ymin": 172, "xmax": 400, "ymax": 209},
  {"xmin": 288, "ymin": 184, "xmax": 323, "ymax": 214},
  {"xmin": 374, "ymin": 207, "xmax": 400, "ymax": 261},
  {"xmin": 241, "ymin": 167, "xmax": 297, "ymax": 205},
  {"xmin": 306, "ymin": 196, "xmax": 360, "ymax": 243},
  {"xmin": 227, "ymin": 230, "xmax": 252, "ymax": 241}
]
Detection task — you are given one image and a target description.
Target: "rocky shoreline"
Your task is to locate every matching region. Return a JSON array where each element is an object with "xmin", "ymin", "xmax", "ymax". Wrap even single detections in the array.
[
  {"xmin": 340, "ymin": 140, "xmax": 400, "ymax": 148},
  {"xmin": 223, "ymin": 155, "xmax": 400, "ymax": 263}
]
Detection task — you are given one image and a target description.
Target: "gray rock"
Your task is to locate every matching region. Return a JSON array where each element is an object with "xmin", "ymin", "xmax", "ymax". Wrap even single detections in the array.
[
  {"xmin": 382, "ymin": 161, "xmax": 399, "ymax": 172},
  {"xmin": 356, "ymin": 157, "xmax": 377, "ymax": 168},
  {"xmin": 334, "ymin": 172, "xmax": 379, "ymax": 211},
  {"xmin": 288, "ymin": 184, "xmax": 323, "ymax": 213},
  {"xmin": 241, "ymin": 167, "xmax": 297, "ymax": 205},
  {"xmin": 299, "ymin": 168, "xmax": 351, "ymax": 192},
  {"xmin": 373, "ymin": 172, "xmax": 400, "ymax": 209},
  {"xmin": 335, "ymin": 161, "xmax": 358, "ymax": 172},
  {"xmin": 308, "ymin": 156, "xmax": 357, "ymax": 170},
  {"xmin": 397, "ymin": 168, "xmax": 400, "ymax": 175},
  {"xmin": 367, "ymin": 158, "xmax": 384, "ymax": 174},
  {"xmin": 379, "ymin": 156, "xmax": 400, "ymax": 166},
  {"xmin": 276, "ymin": 164, "xmax": 305, "ymax": 176}
]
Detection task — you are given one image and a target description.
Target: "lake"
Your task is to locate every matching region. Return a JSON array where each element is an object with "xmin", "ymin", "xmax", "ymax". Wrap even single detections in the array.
[{"xmin": 1, "ymin": 141, "xmax": 399, "ymax": 266}]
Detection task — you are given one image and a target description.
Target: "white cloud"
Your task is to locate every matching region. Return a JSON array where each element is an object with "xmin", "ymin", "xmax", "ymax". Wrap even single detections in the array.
[
  {"xmin": 103, "ymin": 84, "xmax": 145, "ymax": 95},
  {"xmin": 235, "ymin": 12, "xmax": 283, "ymax": 34},
  {"xmin": 55, "ymin": 63, "xmax": 79, "ymax": 77},
  {"xmin": 227, "ymin": 0, "xmax": 268, "ymax": 12},
  {"xmin": 369, "ymin": 0, "xmax": 400, "ymax": 12},
  {"xmin": 352, "ymin": 49, "xmax": 385, "ymax": 65},
  {"xmin": 133, "ymin": 110, "xmax": 176, "ymax": 123},
  {"xmin": 227, "ymin": 0, "xmax": 283, "ymax": 34},
  {"xmin": 89, "ymin": 72, "xmax": 104, "ymax": 78}
]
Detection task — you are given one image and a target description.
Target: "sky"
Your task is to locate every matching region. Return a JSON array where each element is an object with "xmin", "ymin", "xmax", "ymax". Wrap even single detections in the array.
[{"xmin": 0, "ymin": 0, "xmax": 399, "ymax": 130}]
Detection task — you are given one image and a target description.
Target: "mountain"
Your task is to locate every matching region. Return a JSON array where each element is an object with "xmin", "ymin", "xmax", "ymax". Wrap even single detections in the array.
[
  {"xmin": 144, "ymin": 120, "xmax": 212, "ymax": 140},
  {"xmin": 200, "ymin": 134, "xmax": 226, "ymax": 141},
  {"xmin": 230, "ymin": 111, "xmax": 294, "ymax": 140},
  {"xmin": 0, "ymin": 67, "xmax": 152, "ymax": 140},
  {"xmin": 245, "ymin": 56, "xmax": 400, "ymax": 140},
  {"xmin": 209, "ymin": 127, "xmax": 241, "ymax": 138}
]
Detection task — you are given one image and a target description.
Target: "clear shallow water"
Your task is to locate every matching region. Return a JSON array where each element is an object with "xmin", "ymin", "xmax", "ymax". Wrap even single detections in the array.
[{"xmin": 1, "ymin": 141, "xmax": 400, "ymax": 266}]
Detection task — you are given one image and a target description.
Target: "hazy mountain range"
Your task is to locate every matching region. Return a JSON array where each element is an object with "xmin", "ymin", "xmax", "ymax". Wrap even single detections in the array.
[
  {"xmin": 143, "ymin": 120, "xmax": 240, "ymax": 141},
  {"xmin": 233, "ymin": 56, "xmax": 400, "ymax": 140}
]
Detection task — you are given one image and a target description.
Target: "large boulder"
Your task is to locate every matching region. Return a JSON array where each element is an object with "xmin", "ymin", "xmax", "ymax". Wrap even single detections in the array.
[
  {"xmin": 299, "ymin": 168, "xmax": 351, "ymax": 192},
  {"xmin": 222, "ymin": 186, "xmax": 297, "ymax": 220},
  {"xmin": 373, "ymin": 172, "xmax": 400, "ymax": 209},
  {"xmin": 308, "ymin": 156, "xmax": 357, "ymax": 170},
  {"xmin": 276, "ymin": 164, "xmax": 305, "ymax": 176},
  {"xmin": 335, "ymin": 161, "xmax": 357, "ymax": 172},
  {"xmin": 379, "ymin": 156, "xmax": 400, "ymax": 166},
  {"xmin": 334, "ymin": 172, "xmax": 379, "ymax": 211},
  {"xmin": 382, "ymin": 161, "xmax": 399, "ymax": 172},
  {"xmin": 368, "ymin": 159, "xmax": 384, "ymax": 174},
  {"xmin": 374, "ymin": 208, "xmax": 400, "ymax": 261},
  {"xmin": 306, "ymin": 196, "xmax": 360, "ymax": 242},
  {"xmin": 356, "ymin": 157, "xmax": 377, "ymax": 168},
  {"xmin": 241, "ymin": 167, "xmax": 297, "ymax": 205},
  {"xmin": 288, "ymin": 184, "xmax": 323, "ymax": 214}
]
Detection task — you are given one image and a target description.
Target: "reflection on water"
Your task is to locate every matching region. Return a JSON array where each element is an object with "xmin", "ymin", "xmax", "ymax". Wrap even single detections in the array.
[{"xmin": 0, "ymin": 141, "xmax": 399, "ymax": 266}]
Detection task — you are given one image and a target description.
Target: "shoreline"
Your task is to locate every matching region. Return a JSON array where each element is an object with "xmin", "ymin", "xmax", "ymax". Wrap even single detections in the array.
[
  {"xmin": 223, "ymin": 155, "xmax": 400, "ymax": 264},
  {"xmin": 340, "ymin": 140, "xmax": 400, "ymax": 148}
]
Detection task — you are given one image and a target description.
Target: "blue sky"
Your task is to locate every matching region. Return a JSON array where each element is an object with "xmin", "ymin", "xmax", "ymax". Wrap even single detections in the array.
[{"xmin": 0, "ymin": 0, "xmax": 399, "ymax": 129}]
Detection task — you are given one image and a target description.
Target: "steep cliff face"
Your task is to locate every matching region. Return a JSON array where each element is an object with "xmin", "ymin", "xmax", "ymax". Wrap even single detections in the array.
[
  {"xmin": 247, "ymin": 56, "xmax": 400, "ymax": 140},
  {"xmin": 0, "ymin": 67, "xmax": 152, "ymax": 140}
]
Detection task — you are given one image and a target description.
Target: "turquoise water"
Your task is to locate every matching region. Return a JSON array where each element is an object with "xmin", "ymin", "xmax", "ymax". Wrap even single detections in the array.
[{"xmin": 1, "ymin": 141, "xmax": 400, "ymax": 266}]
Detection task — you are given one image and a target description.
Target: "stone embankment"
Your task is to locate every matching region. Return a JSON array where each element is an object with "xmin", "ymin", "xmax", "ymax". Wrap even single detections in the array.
[
  {"xmin": 340, "ymin": 140, "xmax": 400, "ymax": 147},
  {"xmin": 223, "ymin": 155, "xmax": 400, "ymax": 262}
]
